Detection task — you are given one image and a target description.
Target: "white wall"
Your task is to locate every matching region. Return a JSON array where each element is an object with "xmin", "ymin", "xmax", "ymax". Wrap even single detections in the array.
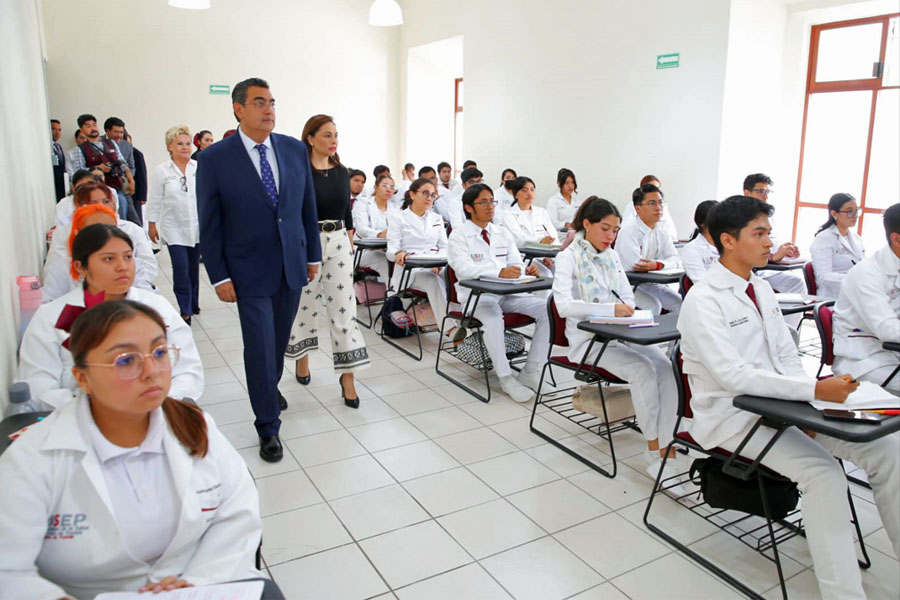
[
  {"xmin": 41, "ymin": 0, "xmax": 401, "ymax": 177},
  {"xmin": 0, "ymin": 0, "xmax": 56, "ymax": 411}
]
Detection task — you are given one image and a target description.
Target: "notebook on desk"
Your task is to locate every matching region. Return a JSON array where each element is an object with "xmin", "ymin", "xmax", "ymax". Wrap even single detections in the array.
[
  {"xmin": 809, "ymin": 381, "xmax": 900, "ymax": 411},
  {"xmin": 589, "ymin": 309, "xmax": 655, "ymax": 326},
  {"xmin": 478, "ymin": 275, "xmax": 538, "ymax": 284},
  {"xmin": 96, "ymin": 581, "xmax": 264, "ymax": 600}
]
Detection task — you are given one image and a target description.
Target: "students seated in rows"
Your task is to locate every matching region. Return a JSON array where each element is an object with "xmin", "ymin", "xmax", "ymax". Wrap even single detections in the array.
[
  {"xmin": 502, "ymin": 177, "xmax": 560, "ymax": 280},
  {"xmin": 546, "ymin": 168, "xmax": 581, "ymax": 231},
  {"xmin": 352, "ymin": 173, "xmax": 397, "ymax": 286},
  {"xmin": 448, "ymin": 183, "xmax": 550, "ymax": 403},
  {"xmin": 387, "ymin": 177, "xmax": 449, "ymax": 330},
  {"xmin": 615, "ymin": 183, "xmax": 683, "ymax": 315},
  {"xmin": 809, "ymin": 193, "xmax": 865, "ymax": 299},
  {"xmin": 678, "ymin": 195, "xmax": 898, "ymax": 600},
  {"xmin": 623, "ymin": 175, "xmax": 678, "ymax": 240},
  {"xmin": 55, "ymin": 167, "xmax": 110, "ymax": 228},
  {"xmin": 448, "ymin": 167, "xmax": 485, "ymax": 231},
  {"xmin": 680, "ymin": 200, "xmax": 719, "ymax": 283},
  {"xmin": 553, "ymin": 197, "xmax": 680, "ymax": 478},
  {"xmin": 833, "ymin": 203, "xmax": 900, "ymax": 395},
  {"xmin": 0, "ymin": 300, "xmax": 261, "ymax": 598},
  {"xmin": 43, "ymin": 180, "xmax": 157, "ymax": 303},
  {"xmin": 20, "ymin": 224, "xmax": 203, "ymax": 410}
]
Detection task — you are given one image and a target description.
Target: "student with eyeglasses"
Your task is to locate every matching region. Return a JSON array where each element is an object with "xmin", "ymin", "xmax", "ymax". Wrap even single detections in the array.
[
  {"xmin": 146, "ymin": 125, "xmax": 201, "ymax": 324},
  {"xmin": 615, "ymin": 183, "xmax": 683, "ymax": 315},
  {"xmin": 352, "ymin": 173, "xmax": 397, "ymax": 286},
  {"xmin": 21, "ymin": 223, "xmax": 203, "ymax": 411},
  {"xmin": 0, "ymin": 300, "xmax": 263, "ymax": 598},
  {"xmin": 622, "ymin": 175, "xmax": 678, "ymax": 240},
  {"xmin": 808, "ymin": 193, "xmax": 865, "ymax": 299}
]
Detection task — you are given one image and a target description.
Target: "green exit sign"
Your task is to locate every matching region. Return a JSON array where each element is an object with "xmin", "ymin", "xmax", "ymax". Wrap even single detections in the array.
[
  {"xmin": 209, "ymin": 84, "xmax": 230, "ymax": 95},
  {"xmin": 657, "ymin": 53, "xmax": 680, "ymax": 69}
]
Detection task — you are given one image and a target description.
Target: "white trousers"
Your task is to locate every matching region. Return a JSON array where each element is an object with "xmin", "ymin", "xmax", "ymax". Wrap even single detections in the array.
[
  {"xmin": 585, "ymin": 341, "xmax": 678, "ymax": 445},
  {"xmin": 634, "ymin": 283, "xmax": 682, "ymax": 316},
  {"xmin": 833, "ymin": 359, "xmax": 900, "ymax": 396},
  {"xmin": 719, "ymin": 425, "xmax": 900, "ymax": 600},
  {"xmin": 471, "ymin": 293, "xmax": 550, "ymax": 378},
  {"xmin": 405, "ymin": 268, "xmax": 448, "ymax": 327},
  {"xmin": 358, "ymin": 249, "xmax": 390, "ymax": 286}
]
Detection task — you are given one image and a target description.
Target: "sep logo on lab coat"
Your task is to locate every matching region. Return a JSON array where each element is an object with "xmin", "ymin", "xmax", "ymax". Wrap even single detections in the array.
[{"xmin": 45, "ymin": 512, "xmax": 89, "ymax": 539}]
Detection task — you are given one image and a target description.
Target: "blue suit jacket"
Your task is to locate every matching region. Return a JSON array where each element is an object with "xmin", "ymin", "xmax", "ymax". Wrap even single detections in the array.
[{"xmin": 197, "ymin": 131, "xmax": 322, "ymax": 297}]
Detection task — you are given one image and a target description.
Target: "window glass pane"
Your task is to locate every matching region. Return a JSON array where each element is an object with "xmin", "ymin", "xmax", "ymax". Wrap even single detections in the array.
[
  {"xmin": 795, "ymin": 206, "xmax": 830, "ymax": 253},
  {"xmin": 815, "ymin": 23, "xmax": 882, "ymax": 83},
  {"xmin": 860, "ymin": 211, "xmax": 887, "ymax": 254},
  {"xmin": 798, "ymin": 91, "xmax": 871, "ymax": 207},
  {"xmin": 884, "ymin": 17, "xmax": 898, "ymax": 87},
  {"xmin": 865, "ymin": 90, "xmax": 900, "ymax": 210}
]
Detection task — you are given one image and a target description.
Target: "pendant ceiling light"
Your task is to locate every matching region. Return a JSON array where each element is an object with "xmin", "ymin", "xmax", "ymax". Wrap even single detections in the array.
[
  {"xmin": 168, "ymin": 0, "xmax": 211, "ymax": 9},
  {"xmin": 368, "ymin": 0, "xmax": 403, "ymax": 26}
]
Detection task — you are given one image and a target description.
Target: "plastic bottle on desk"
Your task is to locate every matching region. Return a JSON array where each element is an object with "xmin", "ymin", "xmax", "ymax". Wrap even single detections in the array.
[
  {"xmin": 17, "ymin": 275, "xmax": 42, "ymax": 339},
  {"xmin": 5, "ymin": 382, "xmax": 39, "ymax": 417}
]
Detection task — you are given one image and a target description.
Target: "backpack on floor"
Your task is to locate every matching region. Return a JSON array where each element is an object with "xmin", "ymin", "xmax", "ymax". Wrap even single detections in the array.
[{"xmin": 380, "ymin": 295, "xmax": 413, "ymax": 338}]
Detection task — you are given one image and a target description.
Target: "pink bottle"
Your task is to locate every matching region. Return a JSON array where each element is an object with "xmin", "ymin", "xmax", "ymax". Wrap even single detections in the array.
[{"xmin": 17, "ymin": 275, "xmax": 42, "ymax": 339}]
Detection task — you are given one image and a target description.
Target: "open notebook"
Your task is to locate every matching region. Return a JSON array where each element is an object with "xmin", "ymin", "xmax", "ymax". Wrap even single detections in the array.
[
  {"xmin": 809, "ymin": 381, "xmax": 900, "ymax": 411},
  {"xmin": 589, "ymin": 309, "xmax": 655, "ymax": 326}
]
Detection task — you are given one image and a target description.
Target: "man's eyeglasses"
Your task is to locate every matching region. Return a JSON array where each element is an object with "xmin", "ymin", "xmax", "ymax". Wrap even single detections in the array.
[
  {"xmin": 180, "ymin": 175, "xmax": 188, "ymax": 192},
  {"xmin": 82, "ymin": 345, "xmax": 180, "ymax": 380},
  {"xmin": 246, "ymin": 99, "xmax": 276, "ymax": 109},
  {"xmin": 638, "ymin": 200, "xmax": 666, "ymax": 208},
  {"xmin": 752, "ymin": 187, "xmax": 774, "ymax": 197},
  {"xmin": 474, "ymin": 200, "xmax": 498, "ymax": 207}
]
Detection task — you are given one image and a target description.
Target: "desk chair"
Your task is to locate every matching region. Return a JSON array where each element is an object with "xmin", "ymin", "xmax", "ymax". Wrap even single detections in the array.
[
  {"xmin": 812, "ymin": 300, "xmax": 836, "ymax": 379},
  {"xmin": 802, "ymin": 262, "xmax": 817, "ymax": 296},
  {"xmin": 435, "ymin": 266, "xmax": 534, "ymax": 403},
  {"xmin": 643, "ymin": 341, "xmax": 870, "ymax": 599},
  {"xmin": 379, "ymin": 261, "xmax": 436, "ymax": 361},
  {"xmin": 354, "ymin": 266, "xmax": 387, "ymax": 329},
  {"xmin": 678, "ymin": 273, "xmax": 694, "ymax": 299}
]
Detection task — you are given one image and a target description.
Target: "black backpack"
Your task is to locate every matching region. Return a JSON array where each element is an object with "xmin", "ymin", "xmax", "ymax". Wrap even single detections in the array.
[{"xmin": 380, "ymin": 295, "xmax": 413, "ymax": 338}]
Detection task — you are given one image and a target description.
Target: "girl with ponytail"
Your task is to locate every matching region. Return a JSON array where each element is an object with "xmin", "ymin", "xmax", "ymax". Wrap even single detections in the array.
[{"xmin": 809, "ymin": 192, "xmax": 865, "ymax": 298}]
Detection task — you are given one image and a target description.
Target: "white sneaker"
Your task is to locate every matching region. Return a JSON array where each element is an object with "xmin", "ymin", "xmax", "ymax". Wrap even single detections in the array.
[
  {"xmin": 500, "ymin": 375, "xmax": 535, "ymax": 403},
  {"xmin": 517, "ymin": 368, "xmax": 543, "ymax": 393},
  {"xmin": 646, "ymin": 456, "xmax": 688, "ymax": 496}
]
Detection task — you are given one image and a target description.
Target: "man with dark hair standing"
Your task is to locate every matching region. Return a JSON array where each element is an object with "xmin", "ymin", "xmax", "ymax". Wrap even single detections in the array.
[
  {"xmin": 104, "ymin": 117, "xmax": 139, "ymax": 224},
  {"xmin": 198, "ymin": 77, "xmax": 322, "ymax": 463},
  {"xmin": 50, "ymin": 119, "xmax": 66, "ymax": 201}
]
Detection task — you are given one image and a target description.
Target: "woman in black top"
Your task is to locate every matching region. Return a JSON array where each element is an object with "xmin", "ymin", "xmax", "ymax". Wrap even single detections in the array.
[
  {"xmin": 190, "ymin": 130, "xmax": 214, "ymax": 161},
  {"xmin": 286, "ymin": 115, "xmax": 369, "ymax": 408}
]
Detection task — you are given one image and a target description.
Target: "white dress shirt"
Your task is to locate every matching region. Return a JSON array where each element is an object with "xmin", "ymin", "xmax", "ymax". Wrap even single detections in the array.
[
  {"xmin": 352, "ymin": 197, "xmax": 393, "ymax": 239},
  {"xmin": 502, "ymin": 204, "xmax": 560, "ymax": 247},
  {"xmin": 680, "ymin": 234, "xmax": 719, "ymax": 283},
  {"xmin": 146, "ymin": 159, "xmax": 200, "ymax": 247},
  {"xmin": 623, "ymin": 201, "xmax": 679, "ymax": 240},
  {"xmin": 237, "ymin": 127, "xmax": 279, "ymax": 193},
  {"xmin": 808, "ymin": 225, "xmax": 865, "ymax": 299},
  {"xmin": 615, "ymin": 215, "xmax": 682, "ymax": 271},
  {"xmin": 546, "ymin": 191, "xmax": 581, "ymax": 230}
]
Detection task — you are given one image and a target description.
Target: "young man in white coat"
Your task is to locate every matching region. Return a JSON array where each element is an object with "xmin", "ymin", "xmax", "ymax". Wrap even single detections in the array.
[
  {"xmin": 678, "ymin": 194, "xmax": 899, "ymax": 600},
  {"xmin": 448, "ymin": 167, "xmax": 484, "ymax": 231},
  {"xmin": 832, "ymin": 202, "xmax": 900, "ymax": 395},
  {"xmin": 448, "ymin": 183, "xmax": 550, "ymax": 403}
]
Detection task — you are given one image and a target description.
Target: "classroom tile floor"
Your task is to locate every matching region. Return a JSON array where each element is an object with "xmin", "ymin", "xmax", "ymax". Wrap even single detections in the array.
[{"xmin": 153, "ymin": 251, "xmax": 899, "ymax": 599}]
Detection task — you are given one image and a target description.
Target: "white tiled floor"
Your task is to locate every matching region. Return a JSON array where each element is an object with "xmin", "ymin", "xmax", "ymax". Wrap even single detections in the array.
[{"xmin": 152, "ymin": 252, "xmax": 899, "ymax": 599}]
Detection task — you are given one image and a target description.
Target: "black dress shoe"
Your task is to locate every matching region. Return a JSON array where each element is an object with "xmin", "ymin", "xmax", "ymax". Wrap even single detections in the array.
[
  {"xmin": 259, "ymin": 435, "xmax": 283, "ymax": 462},
  {"xmin": 295, "ymin": 360, "xmax": 311, "ymax": 385},
  {"xmin": 193, "ymin": 307, "xmax": 201, "ymax": 314},
  {"xmin": 278, "ymin": 391, "xmax": 288, "ymax": 411},
  {"xmin": 338, "ymin": 374, "xmax": 359, "ymax": 409},
  {"xmin": 182, "ymin": 315, "xmax": 192, "ymax": 326}
]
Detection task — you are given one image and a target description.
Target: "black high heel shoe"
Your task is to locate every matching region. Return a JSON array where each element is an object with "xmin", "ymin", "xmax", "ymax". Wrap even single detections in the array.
[
  {"xmin": 338, "ymin": 374, "xmax": 359, "ymax": 409},
  {"xmin": 295, "ymin": 361, "xmax": 311, "ymax": 385}
]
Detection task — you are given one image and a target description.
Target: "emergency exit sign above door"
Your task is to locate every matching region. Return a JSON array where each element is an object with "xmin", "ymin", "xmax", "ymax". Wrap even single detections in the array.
[
  {"xmin": 209, "ymin": 84, "xmax": 230, "ymax": 95},
  {"xmin": 657, "ymin": 53, "xmax": 680, "ymax": 69}
]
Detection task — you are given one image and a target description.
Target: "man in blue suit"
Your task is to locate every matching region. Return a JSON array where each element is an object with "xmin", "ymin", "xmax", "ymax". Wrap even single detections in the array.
[{"xmin": 198, "ymin": 77, "xmax": 321, "ymax": 462}]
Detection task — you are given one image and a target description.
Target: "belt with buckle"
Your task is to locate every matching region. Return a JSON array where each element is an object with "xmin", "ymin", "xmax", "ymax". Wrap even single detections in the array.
[{"xmin": 318, "ymin": 220, "xmax": 344, "ymax": 232}]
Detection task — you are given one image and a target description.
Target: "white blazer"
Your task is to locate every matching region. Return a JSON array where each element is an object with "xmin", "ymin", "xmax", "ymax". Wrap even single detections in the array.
[
  {"xmin": 448, "ymin": 220, "xmax": 524, "ymax": 303},
  {"xmin": 552, "ymin": 245, "xmax": 634, "ymax": 362},
  {"xmin": 615, "ymin": 216, "xmax": 682, "ymax": 272},
  {"xmin": 502, "ymin": 204, "xmax": 560, "ymax": 247},
  {"xmin": 42, "ymin": 219, "xmax": 158, "ymax": 303},
  {"xmin": 386, "ymin": 208, "xmax": 448, "ymax": 288},
  {"xmin": 352, "ymin": 197, "xmax": 392, "ymax": 239},
  {"xmin": 680, "ymin": 235, "xmax": 719, "ymax": 284},
  {"xmin": 623, "ymin": 202, "xmax": 678, "ymax": 240},
  {"xmin": 677, "ymin": 262, "xmax": 813, "ymax": 449},
  {"xmin": 0, "ymin": 396, "xmax": 262, "ymax": 600},
  {"xmin": 809, "ymin": 225, "xmax": 865, "ymax": 299},
  {"xmin": 145, "ymin": 160, "xmax": 200, "ymax": 247},
  {"xmin": 17, "ymin": 286, "xmax": 204, "ymax": 410},
  {"xmin": 833, "ymin": 245, "xmax": 900, "ymax": 377},
  {"xmin": 546, "ymin": 191, "xmax": 581, "ymax": 231}
]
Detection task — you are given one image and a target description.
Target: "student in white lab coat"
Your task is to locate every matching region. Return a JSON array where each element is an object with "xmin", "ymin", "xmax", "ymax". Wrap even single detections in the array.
[
  {"xmin": 352, "ymin": 173, "xmax": 396, "ymax": 286},
  {"xmin": 493, "ymin": 168, "xmax": 517, "ymax": 220},
  {"xmin": 678, "ymin": 195, "xmax": 899, "ymax": 600},
  {"xmin": 437, "ymin": 161, "xmax": 461, "ymax": 195},
  {"xmin": 679, "ymin": 200, "xmax": 719, "ymax": 284},
  {"xmin": 546, "ymin": 168, "xmax": 581, "ymax": 231},
  {"xmin": 361, "ymin": 164, "xmax": 390, "ymax": 199},
  {"xmin": 448, "ymin": 184, "xmax": 550, "ymax": 403},
  {"xmin": 832, "ymin": 203, "xmax": 900, "ymax": 394},
  {"xmin": 622, "ymin": 175, "xmax": 679, "ymax": 241},
  {"xmin": 448, "ymin": 167, "xmax": 486, "ymax": 232},
  {"xmin": 19, "ymin": 224, "xmax": 203, "ymax": 410},
  {"xmin": 553, "ymin": 197, "xmax": 680, "ymax": 479},
  {"xmin": 387, "ymin": 178, "xmax": 449, "ymax": 328},
  {"xmin": 146, "ymin": 126, "xmax": 201, "ymax": 323},
  {"xmin": 54, "ymin": 168, "xmax": 114, "ymax": 228},
  {"xmin": 809, "ymin": 193, "xmax": 866, "ymax": 299},
  {"xmin": 0, "ymin": 300, "xmax": 262, "ymax": 599},
  {"xmin": 397, "ymin": 162, "xmax": 416, "ymax": 197},
  {"xmin": 615, "ymin": 183, "xmax": 683, "ymax": 315},
  {"xmin": 502, "ymin": 176, "xmax": 560, "ymax": 280},
  {"xmin": 42, "ymin": 180, "xmax": 157, "ymax": 303},
  {"xmin": 349, "ymin": 168, "xmax": 366, "ymax": 209}
]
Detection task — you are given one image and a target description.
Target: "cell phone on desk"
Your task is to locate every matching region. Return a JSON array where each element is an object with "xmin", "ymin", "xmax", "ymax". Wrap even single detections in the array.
[{"xmin": 822, "ymin": 409, "xmax": 888, "ymax": 424}]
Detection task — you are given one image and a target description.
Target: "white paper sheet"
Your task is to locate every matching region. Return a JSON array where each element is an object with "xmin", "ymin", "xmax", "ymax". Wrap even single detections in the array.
[
  {"xmin": 95, "ymin": 581, "xmax": 264, "ymax": 600},
  {"xmin": 809, "ymin": 381, "xmax": 900, "ymax": 411}
]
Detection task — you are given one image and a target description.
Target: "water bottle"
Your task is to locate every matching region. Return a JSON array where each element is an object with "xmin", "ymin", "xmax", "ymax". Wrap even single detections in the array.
[
  {"xmin": 5, "ymin": 382, "xmax": 39, "ymax": 417},
  {"xmin": 17, "ymin": 275, "xmax": 42, "ymax": 339}
]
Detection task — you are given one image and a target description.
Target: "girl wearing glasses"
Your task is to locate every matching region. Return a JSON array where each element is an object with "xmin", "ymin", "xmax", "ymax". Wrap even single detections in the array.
[
  {"xmin": 19, "ymin": 224, "xmax": 203, "ymax": 411},
  {"xmin": 387, "ymin": 178, "xmax": 450, "ymax": 330},
  {"xmin": 352, "ymin": 174, "xmax": 397, "ymax": 286},
  {"xmin": 0, "ymin": 300, "xmax": 262, "ymax": 598},
  {"xmin": 809, "ymin": 193, "xmax": 865, "ymax": 299},
  {"xmin": 147, "ymin": 125, "xmax": 201, "ymax": 324}
]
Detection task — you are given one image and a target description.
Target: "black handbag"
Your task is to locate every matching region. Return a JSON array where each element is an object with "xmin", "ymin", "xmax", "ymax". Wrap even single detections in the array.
[{"xmin": 689, "ymin": 458, "xmax": 799, "ymax": 520}]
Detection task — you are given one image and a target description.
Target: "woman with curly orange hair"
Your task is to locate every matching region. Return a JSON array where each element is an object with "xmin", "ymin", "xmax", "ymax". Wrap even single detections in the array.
[{"xmin": 67, "ymin": 203, "xmax": 117, "ymax": 279}]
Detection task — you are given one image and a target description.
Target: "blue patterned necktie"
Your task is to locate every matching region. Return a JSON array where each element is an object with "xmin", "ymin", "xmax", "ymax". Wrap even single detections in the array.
[{"xmin": 255, "ymin": 144, "xmax": 279, "ymax": 208}]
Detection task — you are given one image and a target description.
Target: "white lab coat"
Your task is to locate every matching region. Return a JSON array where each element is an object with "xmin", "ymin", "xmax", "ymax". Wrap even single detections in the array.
[
  {"xmin": 493, "ymin": 186, "xmax": 514, "ymax": 217},
  {"xmin": 0, "ymin": 396, "xmax": 262, "ymax": 600},
  {"xmin": 386, "ymin": 207, "xmax": 448, "ymax": 291},
  {"xmin": 502, "ymin": 204, "xmax": 560, "ymax": 248},
  {"xmin": 832, "ymin": 245, "xmax": 900, "ymax": 386},
  {"xmin": 145, "ymin": 159, "xmax": 200, "ymax": 247},
  {"xmin": 679, "ymin": 234, "xmax": 719, "ymax": 284},
  {"xmin": 42, "ymin": 219, "xmax": 158, "ymax": 303},
  {"xmin": 616, "ymin": 216, "xmax": 683, "ymax": 314},
  {"xmin": 808, "ymin": 225, "xmax": 865, "ymax": 299},
  {"xmin": 54, "ymin": 185, "xmax": 121, "ymax": 228},
  {"xmin": 18, "ymin": 286, "xmax": 204, "ymax": 410},
  {"xmin": 546, "ymin": 191, "xmax": 581, "ymax": 231},
  {"xmin": 623, "ymin": 201, "xmax": 678, "ymax": 240},
  {"xmin": 353, "ymin": 197, "xmax": 392, "ymax": 240},
  {"xmin": 447, "ymin": 190, "xmax": 466, "ymax": 232},
  {"xmin": 447, "ymin": 221, "xmax": 523, "ymax": 304}
]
